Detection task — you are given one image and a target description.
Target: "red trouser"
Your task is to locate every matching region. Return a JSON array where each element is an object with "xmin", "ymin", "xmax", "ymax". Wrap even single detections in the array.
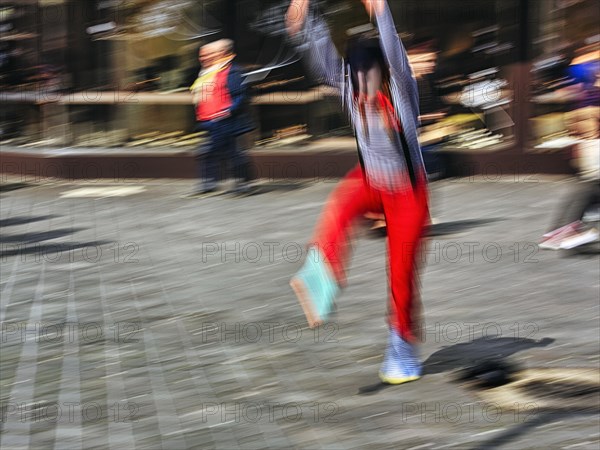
[{"xmin": 310, "ymin": 164, "xmax": 429, "ymax": 342}]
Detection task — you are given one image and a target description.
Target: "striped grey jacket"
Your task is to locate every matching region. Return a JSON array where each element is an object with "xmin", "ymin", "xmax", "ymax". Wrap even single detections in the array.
[{"xmin": 290, "ymin": 2, "xmax": 426, "ymax": 192}]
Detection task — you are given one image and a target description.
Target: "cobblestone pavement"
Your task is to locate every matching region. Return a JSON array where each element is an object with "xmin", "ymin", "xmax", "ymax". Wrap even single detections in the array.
[{"xmin": 1, "ymin": 176, "xmax": 599, "ymax": 449}]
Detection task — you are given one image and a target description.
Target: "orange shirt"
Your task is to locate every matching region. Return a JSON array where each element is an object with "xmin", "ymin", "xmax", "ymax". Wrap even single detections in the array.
[{"xmin": 195, "ymin": 65, "xmax": 233, "ymax": 121}]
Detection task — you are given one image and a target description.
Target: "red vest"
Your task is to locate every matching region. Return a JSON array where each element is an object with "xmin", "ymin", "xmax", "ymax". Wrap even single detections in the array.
[{"xmin": 195, "ymin": 65, "xmax": 233, "ymax": 121}]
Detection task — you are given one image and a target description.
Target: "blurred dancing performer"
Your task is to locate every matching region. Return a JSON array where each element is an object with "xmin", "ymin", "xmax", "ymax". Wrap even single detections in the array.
[
  {"xmin": 287, "ymin": 0, "xmax": 430, "ymax": 385},
  {"xmin": 188, "ymin": 39, "xmax": 254, "ymax": 197}
]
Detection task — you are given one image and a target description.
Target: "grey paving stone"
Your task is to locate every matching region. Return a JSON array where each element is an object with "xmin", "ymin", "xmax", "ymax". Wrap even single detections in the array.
[{"xmin": 0, "ymin": 177, "xmax": 598, "ymax": 449}]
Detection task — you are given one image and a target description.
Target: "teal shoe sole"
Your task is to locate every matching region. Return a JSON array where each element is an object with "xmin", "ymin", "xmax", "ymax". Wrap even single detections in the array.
[{"xmin": 290, "ymin": 247, "xmax": 339, "ymax": 328}]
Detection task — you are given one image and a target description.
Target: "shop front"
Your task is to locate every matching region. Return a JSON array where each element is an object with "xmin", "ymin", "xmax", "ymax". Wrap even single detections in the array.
[{"xmin": 1, "ymin": 0, "xmax": 597, "ymax": 176}]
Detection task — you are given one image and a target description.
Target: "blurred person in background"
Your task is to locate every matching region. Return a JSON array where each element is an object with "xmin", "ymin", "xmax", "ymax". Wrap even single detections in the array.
[
  {"xmin": 541, "ymin": 54, "xmax": 600, "ymax": 250},
  {"xmin": 187, "ymin": 39, "xmax": 255, "ymax": 197},
  {"xmin": 287, "ymin": 0, "xmax": 430, "ymax": 385}
]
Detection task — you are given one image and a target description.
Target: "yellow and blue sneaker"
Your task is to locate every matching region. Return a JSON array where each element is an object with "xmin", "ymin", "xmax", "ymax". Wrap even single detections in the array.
[{"xmin": 379, "ymin": 328, "xmax": 422, "ymax": 385}]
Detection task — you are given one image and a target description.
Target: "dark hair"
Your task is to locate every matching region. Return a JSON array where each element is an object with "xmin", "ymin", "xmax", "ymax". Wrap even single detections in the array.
[
  {"xmin": 345, "ymin": 34, "xmax": 397, "ymax": 142},
  {"xmin": 345, "ymin": 35, "xmax": 388, "ymax": 93}
]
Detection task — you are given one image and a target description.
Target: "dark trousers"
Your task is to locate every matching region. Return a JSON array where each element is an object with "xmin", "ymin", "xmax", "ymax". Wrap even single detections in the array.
[
  {"xmin": 195, "ymin": 119, "xmax": 251, "ymax": 192},
  {"xmin": 549, "ymin": 179, "xmax": 600, "ymax": 231}
]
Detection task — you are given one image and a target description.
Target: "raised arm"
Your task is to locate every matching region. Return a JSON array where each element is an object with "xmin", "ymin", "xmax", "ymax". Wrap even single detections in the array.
[
  {"xmin": 363, "ymin": 1, "xmax": 415, "ymax": 88},
  {"xmin": 286, "ymin": 0, "xmax": 310, "ymax": 37},
  {"xmin": 362, "ymin": 0, "xmax": 420, "ymax": 125},
  {"xmin": 285, "ymin": 0, "xmax": 344, "ymax": 90}
]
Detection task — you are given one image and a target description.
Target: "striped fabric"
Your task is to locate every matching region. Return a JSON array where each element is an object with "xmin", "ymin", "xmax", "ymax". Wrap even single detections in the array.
[
  {"xmin": 354, "ymin": 103, "xmax": 413, "ymax": 191},
  {"xmin": 289, "ymin": 2, "xmax": 426, "ymax": 193},
  {"xmin": 380, "ymin": 327, "xmax": 422, "ymax": 383}
]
